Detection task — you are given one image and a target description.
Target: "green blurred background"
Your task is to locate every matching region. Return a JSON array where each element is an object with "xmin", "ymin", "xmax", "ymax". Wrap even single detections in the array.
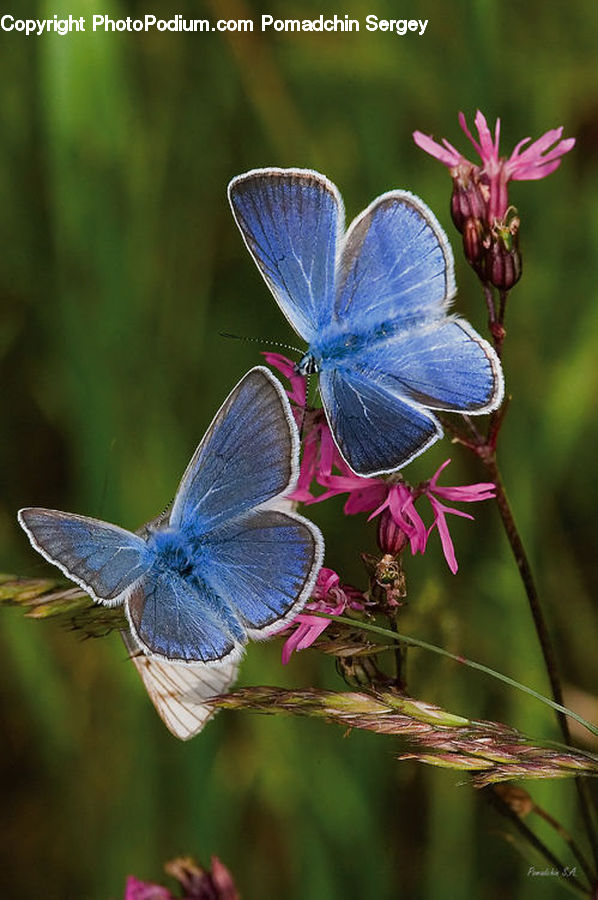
[{"xmin": 1, "ymin": 0, "xmax": 597, "ymax": 897}]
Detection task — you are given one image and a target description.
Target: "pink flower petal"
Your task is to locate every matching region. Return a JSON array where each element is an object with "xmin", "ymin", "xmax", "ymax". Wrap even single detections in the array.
[
  {"xmin": 124, "ymin": 877, "xmax": 173, "ymax": 900},
  {"xmin": 432, "ymin": 506, "xmax": 459, "ymax": 574},
  {"xmin": 209, "ymin": 856, "xmax": 240, "ymax": 898},
  {"xmin": 319, "ymin": 425, "xmax": 341, "ymax": 477},
  {"xmin": 458, "ymin": 111, "xmax": 483, "ymax": 158},
  {"xmin": 281, "ymin": 568, "xmax": 365, "ymax": 662},
  {"xmin": 281, "ymin": 625, "xmax": 310, "ymax": 664},
  {"xmin": 398, "ymin": 492, "xmax": 429, "ymax": 554},
  {"xmin": 432, "ymin": 483, "xmax": 496, "ymax": 503},
  {"xmin": 295, "ymin": 616, "xmax": 331, "ymax": 649},
  {"xmin": 428, "ymin": 457, "xmax": 453, "ymax": 487},
  {"xmin": 474, "ymin": 110, "xmax": 498, "ymax": 163},
  {"xmin": 262, "ymin": 351, "xmax": 295, "ymax": 379},
  {"xmin": 413, "ymin": 130, "xmax": 463, "ymax": 167}
]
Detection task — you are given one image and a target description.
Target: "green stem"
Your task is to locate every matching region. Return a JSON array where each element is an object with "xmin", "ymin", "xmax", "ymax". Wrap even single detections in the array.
[
  {"xmin": 318, "ymin": 614, "xmax": 598, "ymax": 740},
  {"xmin": 487, "ymin": 788, "xmax": 591, "ymax": 897}
]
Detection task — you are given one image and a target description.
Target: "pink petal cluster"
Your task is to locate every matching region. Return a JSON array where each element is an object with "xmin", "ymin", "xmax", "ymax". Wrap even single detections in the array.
[
  {"xmin": 124, "ymin": 856, "xmax": 238, "ymax": 900},
  {"xmin": 413, "ymin": 110, "xmax": 575, "ymax": 223},
  {"xmin": 281, "ymin": 566, "xmax": 365, "ymax": 663},
  {"xmin": 125, "ymin": 878, "xmax": 173, "ymax": 900},
  {"xmin": 319, "ymin": 456, "xmax": 495, "ymax": 574}
]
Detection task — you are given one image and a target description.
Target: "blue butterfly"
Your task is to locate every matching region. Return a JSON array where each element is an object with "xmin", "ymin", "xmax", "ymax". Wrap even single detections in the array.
[
  {"xmin": 228, "ymin": 168, "xmax": 504, "ymax": 476},
  {"xmin": 18, "ymin": 367, "xmax": 324, "ymax": 674}
]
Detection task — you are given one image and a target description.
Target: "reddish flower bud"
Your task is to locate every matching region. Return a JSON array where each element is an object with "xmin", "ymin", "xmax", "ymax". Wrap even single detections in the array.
[
  {"xmin": 462, "ymin": 217, "xmax": 484, "ymax": 266},
  {"xmin": 376, "ymin": 509, "xmax": 409, "ymax": 556},
  {"xmin": 449, "ymin": 163, "xmax": 487, "ymax": 233},
  {"xmin": 485, "ymin": 212, "xmax": 522, "ymax": 290},
  {"xmin": 486, "ymin": 240, "xmax": 522, "ymax": 290}
]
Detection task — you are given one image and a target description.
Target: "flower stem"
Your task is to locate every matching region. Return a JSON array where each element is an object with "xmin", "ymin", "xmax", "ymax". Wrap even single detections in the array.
[
  {"xmin": 533, "ymin": 800, "xmax": 595, "ymax": 886},
  {"xmin": 319, "ymin": 614, "xmax": 598, "ymax": 740},
  {"xmin": 486, "ymin": 788, "xmax": 592, "ymax": 896},
  {"xmin": 482, "ymin": 455, "xmax": 598, "ymax": 869}
]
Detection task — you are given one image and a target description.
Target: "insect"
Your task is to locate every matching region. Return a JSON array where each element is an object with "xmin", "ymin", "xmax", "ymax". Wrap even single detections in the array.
[
  {"xmin": 228, "ymin": 168, "xmax": 504, "ymax": 476},
  {"xmin": 19, "ymin": 367, "xmax": 324, "ymax": 736}
]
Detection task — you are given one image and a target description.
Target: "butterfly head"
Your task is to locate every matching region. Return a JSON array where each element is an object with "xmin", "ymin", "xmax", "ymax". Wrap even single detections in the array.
[{"xmin": 295, "ymin": 351, "xmax": 320, "ymax": 377}]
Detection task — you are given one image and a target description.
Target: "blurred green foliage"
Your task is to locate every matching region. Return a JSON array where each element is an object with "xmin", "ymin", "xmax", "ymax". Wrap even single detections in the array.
[{"xmin": 1, "ymin": 0, "xmax": 597, "ymax": 897}]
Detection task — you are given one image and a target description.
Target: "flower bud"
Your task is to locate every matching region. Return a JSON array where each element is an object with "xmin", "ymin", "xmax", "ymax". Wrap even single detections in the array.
[
  {"xmin": 376, "ymin": 509, "xmax": 409, "ymax": 556},
  {"xmin": 486, "ymin": 215, "xmax": 522, "ymax": 290},
  {"xmin": 493, "ymin": 784, "xmax": 534, "ymax": 817},
  {"xmin": 449, "ymin": 163, "xmax": 487, "ymax": 232},
  {"xmin": 462, "ymin": 217, "xmax": 484, "ymax": 266}
]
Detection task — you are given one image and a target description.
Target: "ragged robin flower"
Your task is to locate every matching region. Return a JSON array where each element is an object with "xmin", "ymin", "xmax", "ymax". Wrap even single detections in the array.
[
  {"xmin": 317, "ymin": 457, "xmax": 496, "ymax": 574},
  {"xmin": 413, "ymin": 111, "xmax": 575, "ymax": 288},
  {"xmin": 281, "ymin": 566, "xmax": 365, "ymax": 663}
]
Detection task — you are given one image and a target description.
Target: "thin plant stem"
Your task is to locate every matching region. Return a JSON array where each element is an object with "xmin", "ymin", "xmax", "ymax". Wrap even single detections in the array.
[
  {"xmin": 486, "ymin": 787, "xmax": 591, "ymax": 896},
  {"xmin": 466, "ymin": 278, "xmax": 598, "ymax": 867},
  {"xmin": 318, "ymin": 614, "xmax": 598, "ymax": 740},
  {"xmin": 484, "ymin": 459, "xmax": 569, "ymax": 734},
  {"xmin": 483, "ymin": 281, "xmax": 496, "ymax": 326},
  {"xmin": 533, "ymin": 801, "xmax": 595, "ymax": 885},
  {"xmin": 482, "ymin": 455, "xmax": 598, "ymax": 870}
]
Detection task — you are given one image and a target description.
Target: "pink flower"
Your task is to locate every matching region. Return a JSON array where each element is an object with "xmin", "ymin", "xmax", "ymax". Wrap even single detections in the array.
[
  {"xmin": 414, "ymin": 110, "xmax": 575, "ymax": 224},
  {"xmin": 421, "ymin": 459, "xmax": 496, "ymax": 573},
  {"xmin": 316, "ymin": 458, "xmax": 495, "ymax": 574},
  {"xmin": 125, "ymin": 857, "xmax": 238, "ymax": 900},
  {"xmin": 281, "ymin": 567, "xmax": 365, "ymax": 663},
  {"xmin": 125, "ymin": 877, "xmax": 173, "ymax": 900}
]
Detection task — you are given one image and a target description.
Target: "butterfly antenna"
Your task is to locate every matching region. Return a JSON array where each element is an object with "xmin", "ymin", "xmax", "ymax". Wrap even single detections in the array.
[{"xmin": 219, "ymin": 332, "xmax": 303, "ymax": 356}]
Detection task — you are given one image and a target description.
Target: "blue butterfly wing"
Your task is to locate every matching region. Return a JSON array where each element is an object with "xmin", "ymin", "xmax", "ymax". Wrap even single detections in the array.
[
  {"xmin": 335, "ymin": 190, "xmax": 455, "ymax": 327},
  {"xmin": 170, "ymin": 367, "xmax": 299, "ymax": 535},
  {"xmin": 202, "ymin": 508, "xmax": 323, "ymax": 637},
  {"xmin": 17, "ymin": 508, "xmax": 148, "ymax": 604},
  {"xmin": 322, "ymin": 191, "xmax": 502, "ymax": 471},
  {"xmin": 126, "ymin": 571, "xmax": 245, "ymax": 664},
  {"xmin": 228, "ymin": 168, "xmax": 342, "ymax": 340},
  {"xmin": 348, "ymin": 318, "xmax": 504, "ymax": 413},
  {"xmin": 318, "ymin": 366, "xmax": 443, "ymax": 476}
]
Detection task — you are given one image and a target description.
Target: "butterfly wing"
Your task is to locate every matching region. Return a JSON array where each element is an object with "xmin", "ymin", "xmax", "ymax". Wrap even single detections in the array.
[
  {"xmin": 317, "ymin": 191, "xmax": 502, "ymax": 473},
  {"xmin": 318, "ymin": 366, "xmax": 443, "ymax": 476},
  {"xmin": 202, "ymin": 507, "xmax": 323, "ymax": 639},
  {"xmin": 125, "ymin": 571, "xmax": 245, "ymax": 664},
  {"xmin": 336, "ymin": 190, "xmax": 456, "ymax": 326},
  {"xmin": 122, "ymin": 631, "xmax": 239, "ymax": 740},
  {"xmin": 170, "ymin": 367, "xmax": 300, "ymax": 535},
  {"xmin": 347, "ymin": 317, "xmax": 504, "ymax": 414},
  {"xmin": 228, "ymin": 168, "xmax": 343, "ymax": 341},
  {"xmin": 17, "ymin": 508, "xmax": 148, "ymax": 605}
]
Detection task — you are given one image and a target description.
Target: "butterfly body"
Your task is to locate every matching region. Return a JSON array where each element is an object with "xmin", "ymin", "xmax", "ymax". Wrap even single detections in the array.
[{"xmin": 229, "ymin": 169, "xmax": 504, "ymax": 476}]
